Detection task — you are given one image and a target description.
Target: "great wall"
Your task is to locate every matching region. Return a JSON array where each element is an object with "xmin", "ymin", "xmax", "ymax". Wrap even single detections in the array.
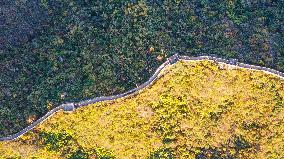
[{"xmin": 1, "ymin": 53, "xmax": 284, "ymax": 141}]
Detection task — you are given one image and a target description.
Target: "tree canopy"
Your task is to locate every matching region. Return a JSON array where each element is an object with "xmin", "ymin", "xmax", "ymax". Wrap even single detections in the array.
[{"xmin": 1, "ymin": 0, "xmax": 284, "ymax": 138}]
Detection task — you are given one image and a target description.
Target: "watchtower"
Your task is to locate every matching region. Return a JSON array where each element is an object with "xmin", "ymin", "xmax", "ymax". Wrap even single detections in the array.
[
  {"xmin": 62, "ymin": 103, "xmax": 75, "ymax": 112},
  {"xmin": 168, "ymin": 54, "xmax": 180, "ymax": 64}
]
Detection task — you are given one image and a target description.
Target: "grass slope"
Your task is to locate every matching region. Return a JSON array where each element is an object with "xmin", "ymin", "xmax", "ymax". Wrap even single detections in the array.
[{"xmin": 1, "ymin": 60, "xmax": 284, "ymax": 158}]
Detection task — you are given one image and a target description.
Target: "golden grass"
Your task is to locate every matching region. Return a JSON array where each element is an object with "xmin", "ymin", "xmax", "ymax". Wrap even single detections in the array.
[{"xmin": 1, "ymin": 60, "xmax": 284, "ymax": 159}]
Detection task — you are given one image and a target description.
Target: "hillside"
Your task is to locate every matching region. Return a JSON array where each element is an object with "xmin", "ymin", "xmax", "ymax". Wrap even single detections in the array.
[
  {"xmin": 1, "ymin": 60, "xmax": 284, "ymax": 158},
  {"xmin": 1, "ymin": 1, "xmax": 284, "ymax": 137}
]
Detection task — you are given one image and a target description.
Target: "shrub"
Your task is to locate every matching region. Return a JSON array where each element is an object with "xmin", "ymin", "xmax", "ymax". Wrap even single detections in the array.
[
  {"xmin": 39, "ymin": 131, "xmax": 73, "ymax": 151},
  {"xmin": 149, "ymin": 147, "xmax": 174, "ymax": 159}
]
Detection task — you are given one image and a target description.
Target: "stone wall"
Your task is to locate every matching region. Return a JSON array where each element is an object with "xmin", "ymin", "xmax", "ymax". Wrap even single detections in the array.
[{"xmin": 2, "ymin": 53, "xmax": 284, "ymax": 141}]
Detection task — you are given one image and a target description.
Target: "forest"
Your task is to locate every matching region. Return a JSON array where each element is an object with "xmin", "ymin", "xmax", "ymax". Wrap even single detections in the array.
[
  {"xmin": 1, "ymin": 61, "xmax": 284, "ymax": 158},
  {"xmin": 0, "ymin": 0, "xmax": 284, "ymax": 138}
]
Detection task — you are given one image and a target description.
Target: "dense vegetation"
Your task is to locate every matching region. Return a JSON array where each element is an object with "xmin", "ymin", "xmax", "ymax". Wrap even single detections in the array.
[
  {"xmin": 1, "ymin": 61, "xmax": 284, "ymax": 158},
  {"xmin": 1, "ymin": 0, "xmax": 284, "ymax": 137}
]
